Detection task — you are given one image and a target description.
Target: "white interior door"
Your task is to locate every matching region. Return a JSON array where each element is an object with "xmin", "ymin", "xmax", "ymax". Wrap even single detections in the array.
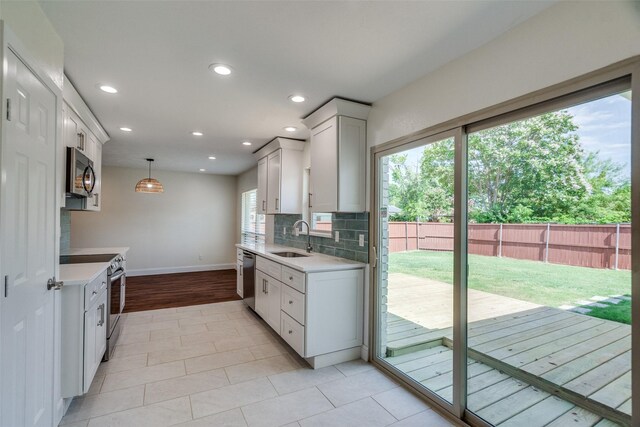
[{"xmin": 1, "ymin": 48, "xmax": 57, "ymax": 427}]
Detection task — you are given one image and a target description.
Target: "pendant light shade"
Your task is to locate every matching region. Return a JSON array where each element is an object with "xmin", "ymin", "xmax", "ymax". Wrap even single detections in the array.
[{"xmin": 135, "ymin": 158, "xmax": 164, "ymax": 193}]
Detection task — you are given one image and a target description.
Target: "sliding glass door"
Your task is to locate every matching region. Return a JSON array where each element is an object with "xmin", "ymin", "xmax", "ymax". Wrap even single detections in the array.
[
  {"xmin": 373, "ymin": 131, "xmax": 459, "ymax": 409},
  {"xmin": 371, "ymin": 70, "xmax": 636, "ymax": 426}
]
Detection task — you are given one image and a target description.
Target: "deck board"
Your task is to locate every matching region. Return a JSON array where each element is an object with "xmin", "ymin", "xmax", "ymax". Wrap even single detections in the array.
[
  {"xmin": 545, "ymin": 407, "xmax": 603, "ymax": 427},
  {"xmin": 382, "ymin": 272, "xmax": 631, "ymax": 425}
]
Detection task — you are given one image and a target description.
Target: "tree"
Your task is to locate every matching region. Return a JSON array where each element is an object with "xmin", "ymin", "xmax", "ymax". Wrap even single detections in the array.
[
  {"xmin": 388, "ymin": 144, "xmax": 454, "ymax": 222},
  {"xmin": 466, "ymin": 111, "xmax": 588, "ymax": 222},
  {"xmin": 387, "ymin": 110, "xmax": 630, "ymax": 224}
]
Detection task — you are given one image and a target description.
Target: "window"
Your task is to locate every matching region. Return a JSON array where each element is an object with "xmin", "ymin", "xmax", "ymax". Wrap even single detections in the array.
[
  {"xmin": 241, "ymin": 189, "xmax": 265, "ymax": 243},
  {"xmin": 304, "ymin": 168, "xmax": 332, "ymax": 236}
]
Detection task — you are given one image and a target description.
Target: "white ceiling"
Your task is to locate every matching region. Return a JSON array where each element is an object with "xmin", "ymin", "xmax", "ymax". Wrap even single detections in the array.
[{"xmin": 40, "ymin": 1, "xmax": 553, "ymax": 175}]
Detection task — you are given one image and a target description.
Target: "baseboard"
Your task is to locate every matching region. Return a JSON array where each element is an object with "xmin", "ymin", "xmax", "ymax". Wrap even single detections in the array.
[
  {"xmin": 361, "ymin": 345, "xmax": 369, "ymax": 362},
  {"xmin": 127, "ymin": 263, "xmax": 236, "ymax": 277}
]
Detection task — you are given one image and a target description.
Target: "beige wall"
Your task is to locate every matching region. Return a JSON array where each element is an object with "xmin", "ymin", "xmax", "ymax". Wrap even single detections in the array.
[
  {"xmin": 0, "ymin": 1, "xmax": 64, "ymax": 89},
  {"xmin": 71, "ymin": 166, "xmax": 237, "ymax": 275},
  {"xmin": 368, "ymin": 1, "xmax": 640, "ymax": 148}
]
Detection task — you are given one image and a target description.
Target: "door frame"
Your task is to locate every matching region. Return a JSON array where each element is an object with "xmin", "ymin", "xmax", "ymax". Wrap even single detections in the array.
[
  {"xmin": 369, "ymin": 56, "xmax": 640, "ymax": 426},
  {"xmin": 0, "ymin": 21, "xmax": 64, "ymax": 425},
  {"xmin": 370, "ymin": 128, "xmax": 467, "ymax": 421}
]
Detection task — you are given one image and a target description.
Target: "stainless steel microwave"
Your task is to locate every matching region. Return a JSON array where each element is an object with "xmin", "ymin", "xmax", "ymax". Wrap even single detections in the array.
[{"xmin": 66, "ymin": 147, "xmax": 96, "ymax": 198}]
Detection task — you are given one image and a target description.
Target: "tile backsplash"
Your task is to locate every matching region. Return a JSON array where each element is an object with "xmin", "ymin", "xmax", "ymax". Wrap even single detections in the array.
[
  {"xmin": 60, "ymin": 209, "xmax": 71, "ymax": 252},
  {"xmin": 274, "ymin": 213, "xmax": 369, "ymax": 263}
]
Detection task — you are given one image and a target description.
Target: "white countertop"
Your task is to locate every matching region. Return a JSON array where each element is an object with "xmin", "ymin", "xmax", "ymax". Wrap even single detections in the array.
[
  {"xmin": 59, "ymin": 262, "xmax": 110, "ymax": 286},
  {"xmin": 61, "ymin": 247, "xmax": 130, "ymax": 256},
  {"xmin": 59, "ymin": 247, "xmax": 129, "ymax": 286},
  {"xmin": 236, "ymin": 242, "xmax": 365, "ymax": 272}
]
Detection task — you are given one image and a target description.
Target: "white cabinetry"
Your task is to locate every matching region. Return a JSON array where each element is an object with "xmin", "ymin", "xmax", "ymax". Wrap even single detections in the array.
[
  {"xmin": 255, "ymin": 269, "xmax": 282, "ymax": 331},
  {"xmin": 257, "ymin": 157, "xmax": 268, "ymax": 214},
  {"xmin": 254, "ymin": 138, "xmax": 306, "ymax": 215},
  {"xmin": 236, "ymin": 249, "xmax": 244, "ymax": 298},
  {"xmin": 61, "ymin": 269, "xmax": 108, "ymax": 397},
  {"xmin": 302, "ymin": 98, "xmax": 370, "ymax": 213},
  {"xmin": 266, "ymin": 149, "xmax": 282, "ymax": 213},
  {"xmin": 254, "ymin": 254, "xmax": 363, "ymax": 368},
  {"xmin": 83, "ymin": 290, "xmax": 107, "ymax": 392},
  {"xmin": 61, "ymin": 77, "xmax": 109, "ymax": 211},
  {"xmin": 236, "ymin": 261, "xmax": 243, "ymax": 298},
  {"xmin": 85, "ymin": 132, "xmax": 102, "ymax": 211}
]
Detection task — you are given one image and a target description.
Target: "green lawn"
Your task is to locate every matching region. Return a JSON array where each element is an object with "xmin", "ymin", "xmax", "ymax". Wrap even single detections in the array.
[
  {"xmin": 578, "ymin": 298, "xmax": 631, "ymax": 324},
  {"xmin": 389, "ymin": 250, "xmax": 631, "ymax": 309}
]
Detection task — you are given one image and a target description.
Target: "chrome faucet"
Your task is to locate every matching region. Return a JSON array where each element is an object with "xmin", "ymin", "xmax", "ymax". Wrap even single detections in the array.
[{"xmin": 293, "ymin": 220, "xmax": 313, "ymax": 253}]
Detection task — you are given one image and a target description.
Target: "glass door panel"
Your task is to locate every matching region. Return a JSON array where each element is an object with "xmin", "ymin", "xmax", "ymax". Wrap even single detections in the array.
[
  {"xmin": 375, "ymin": 135, "xmax": 456, "ymax": 405},
  {"xmin": 466, "ymin": 91, "xmax": 632, "ymax": 425}
]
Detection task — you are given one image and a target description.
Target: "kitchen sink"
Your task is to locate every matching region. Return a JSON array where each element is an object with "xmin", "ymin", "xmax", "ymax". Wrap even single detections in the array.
[{"xmin": 271, "ymin": 251, "xmax": 309, "ymax": 258}]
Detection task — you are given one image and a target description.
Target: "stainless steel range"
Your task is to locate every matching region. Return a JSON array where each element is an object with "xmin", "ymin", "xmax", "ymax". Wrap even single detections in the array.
[{"xmin": 60, "ymin": 253, "xmax": 126, "ymax": 360}]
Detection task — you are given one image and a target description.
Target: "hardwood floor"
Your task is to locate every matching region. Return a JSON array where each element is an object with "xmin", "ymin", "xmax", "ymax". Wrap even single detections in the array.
[{"xmin": 124, "ymin": 269, "xmax": 241, "ymax": 312}]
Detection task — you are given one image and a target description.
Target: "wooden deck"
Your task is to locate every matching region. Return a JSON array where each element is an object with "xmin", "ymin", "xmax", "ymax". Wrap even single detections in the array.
[{"xmin": 383, "ymin": 273, "xmax": 631, "ymax": 426}]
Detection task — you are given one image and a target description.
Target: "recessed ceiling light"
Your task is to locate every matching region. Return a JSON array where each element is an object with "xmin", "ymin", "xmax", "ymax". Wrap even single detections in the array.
[
  {"xmin": 98, "ymin": 85, "xmax": 118, "ymax": 94},
  {"xmin": 289, "ymin": 95, "xmax": 305, "ymax": 103},
  {"xmin": 192, "ymin": 131, "xmax": 203, "ymax": 136},
  {"xmin": 120, "ymin": 127, "xmax": 132, "ymax": 132},
  {"xmin": 199, "ymin": 168, "xmax": 206, "ymax": 172},
  {"xmin": 209, "ymin": 63, "xmax": 232, "ymax": 76},
  {"xmin": 208, "ymin": 156, "xmax": 216, "ymax": 160},
  {"xmin": 242, "ymin": 141, "xmax": 252, "ymax": 146},
  {"xmin": 284, "ymin": 126, "xmax": 297, "ymax": 132}
]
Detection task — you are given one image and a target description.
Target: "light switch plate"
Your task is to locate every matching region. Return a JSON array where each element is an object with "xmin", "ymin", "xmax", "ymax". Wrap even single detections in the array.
[
  {"xmin": 359, "ymin": 234, "xmax": 365, "ymax": 247},
  {"xmin": 335, "ymin": 231, "xmax": 340, "ymax": 242}
]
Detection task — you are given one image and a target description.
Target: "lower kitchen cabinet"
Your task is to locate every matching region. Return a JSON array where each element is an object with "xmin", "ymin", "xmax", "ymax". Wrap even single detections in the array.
[
  {"xmin": 236, "ymin": 260, "xmax": 243, "ymax": 298},
  {"xmin": 83, "ymin": 290, "xmax": 107, "ymax": 392},
  {"xmin": 254, "ymin": 255, "xmax": 363, "ymax": 368},
  {"xmin": 61, "ymin": 269, "xmax": 108, "ymax": 397},
  {"xmin": 255, "ymin": 270, "xmax": 281, "ymax": 331}
]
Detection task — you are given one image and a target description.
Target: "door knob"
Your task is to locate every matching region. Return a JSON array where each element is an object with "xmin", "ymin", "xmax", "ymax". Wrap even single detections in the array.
[{"xmin": 47, "ymin": 277, "xmax": 64, "ymax": 291}]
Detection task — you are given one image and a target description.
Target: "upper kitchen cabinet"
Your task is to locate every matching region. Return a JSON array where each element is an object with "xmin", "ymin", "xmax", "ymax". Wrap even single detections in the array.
[
  {"xmin": 61, "ymin": 76, "xmax": 109, "ymax": 210},
  {"xmin": 302, "ymin": 98, "xmax": 370, "ymax": 213},
  {"xmin": 257, "ymin": 157, "xmax": 268, "ymax": 214},
  {"xmin": 255, "ymin": 137, "xmax": 306, "ymax": 215}
]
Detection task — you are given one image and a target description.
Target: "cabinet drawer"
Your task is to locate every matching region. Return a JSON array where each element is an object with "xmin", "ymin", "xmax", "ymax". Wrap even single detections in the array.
[
  {"xmin": 281, "ymin": 284, "xmax": 305, "ymax": 325},
  {"xmin": 84, "ymin": 269, "xmax": 108, "ymax": 311},
  {"xmin": 281, "ymin": 312, "xmax": 305, "ymax": 357},
  {"xmin": 236, "ymin": 248, "xmax": 244, "ymax": 261},
  {"xmin": 256, "ymin": 256, "xmax": 281, "ymax": 281},
  {"xmin": 281, "ymin": 266, "xmax": 305, "ymax": 293}
]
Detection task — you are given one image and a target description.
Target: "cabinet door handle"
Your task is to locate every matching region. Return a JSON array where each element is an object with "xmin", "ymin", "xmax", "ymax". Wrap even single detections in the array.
[
  {"xmin": 262, "ymin": 200, "xmax": 266, "ymax": 211},
  {"xmin": 308, "ymin": 193, "xmax": 312, "ymax": 208},
  {"xmin": 97, "ymin": 303, "xmax": 105, "ymax": 326},
  {"xmin": 288, "ymin": 330, "xmax": 293, "ymax": 335},
  {"xmin": 77, "ymin": 132, "xmax": 85, "ymax": 151},
  {"xmin": 275, "ymin": 198, "xmax": 279, "ymax": 211},
  {"xmin": 289, "ymin": 276, "xmax": 293, "ymax": 281},
  {"xmin": 94, "ymin": 193, "xmax": 99, "ymax": 207},
  {"xmin": 288, "ymin": 300, "xmax": 293, "ymax": 305}
]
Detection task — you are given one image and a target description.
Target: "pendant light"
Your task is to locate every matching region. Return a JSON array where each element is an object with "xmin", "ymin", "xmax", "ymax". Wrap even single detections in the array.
[{"xmin": 135, "ymin": 158, "xmax": 164, "ymax": 193}]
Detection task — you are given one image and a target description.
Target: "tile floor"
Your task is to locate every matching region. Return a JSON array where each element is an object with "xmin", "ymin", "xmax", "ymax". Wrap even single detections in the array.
[{"xmin": 60, "ymin": 300, "xmax": 454, "ymax": 427}]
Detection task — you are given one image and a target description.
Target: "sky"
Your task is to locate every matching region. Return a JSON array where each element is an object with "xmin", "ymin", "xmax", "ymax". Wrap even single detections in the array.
[
  {"xmin": 389, "ymin": 91, "xmax": 632, "ymax": 182},
  {"xmin": 566, "ymin": 91, "xmax": 632, "ymax": 180}
]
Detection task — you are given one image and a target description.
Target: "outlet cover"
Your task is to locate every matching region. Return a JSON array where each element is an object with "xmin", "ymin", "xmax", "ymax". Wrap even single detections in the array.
[
  {"xmin": 359, "ymin": 234, "xmax": 365, "ymax": 247},
  {"xmin": 335, "ymin": 231, "xmax": 340, "ymax": 242}
]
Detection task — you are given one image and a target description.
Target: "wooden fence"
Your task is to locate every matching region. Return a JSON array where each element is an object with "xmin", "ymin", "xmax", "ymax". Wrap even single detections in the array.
[{"xmin": 387, "ymin": 222, "xmax": 631, "ymax": 270}]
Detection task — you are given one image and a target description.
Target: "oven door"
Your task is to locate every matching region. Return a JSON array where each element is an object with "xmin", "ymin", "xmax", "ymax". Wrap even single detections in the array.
[
  {"xmin": 110, "ymin": 269, "xmax": 125, "ymax": 331},
  {"xmin": 66, "ymin": 147, "xmax": 96, "ymax": 197}
]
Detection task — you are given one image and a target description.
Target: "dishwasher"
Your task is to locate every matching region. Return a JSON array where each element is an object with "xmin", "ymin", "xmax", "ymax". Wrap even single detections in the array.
[{"xmin": 242, "ymin": 251, "xmax": 256, "ymax": 310}]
